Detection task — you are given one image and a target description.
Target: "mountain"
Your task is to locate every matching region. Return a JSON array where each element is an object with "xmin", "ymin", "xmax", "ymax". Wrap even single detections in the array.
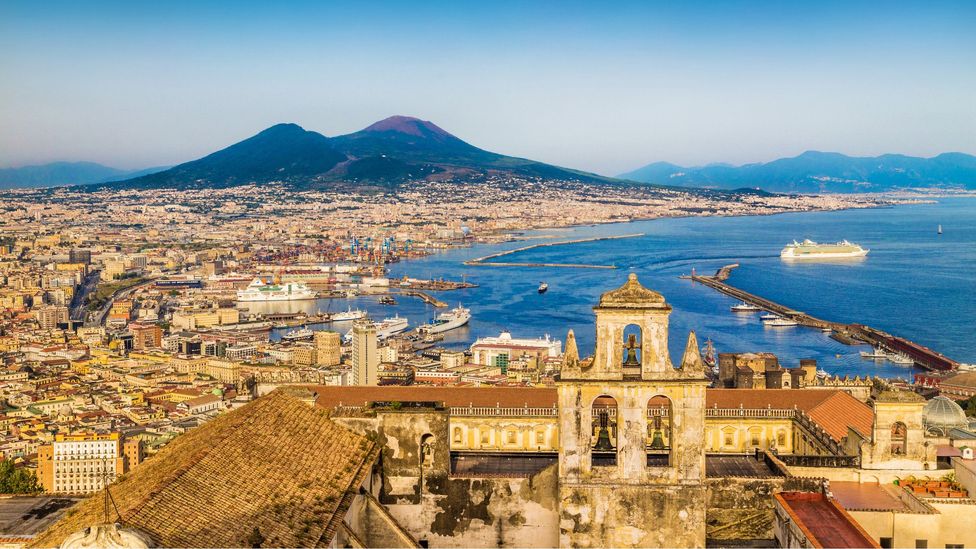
[
  {"xmin": 0, "ymin": 161, "xmax": 167, "ymax": 190},
  {"xmin": 107, "ymin": 116, "xmax": 618, "ymax": 190},
  {"xmin": 620, "ymin": 151, "xmax": 976, "ymax": 193}
]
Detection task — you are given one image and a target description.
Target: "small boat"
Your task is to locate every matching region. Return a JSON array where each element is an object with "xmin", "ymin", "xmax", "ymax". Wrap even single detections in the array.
[
  {"xmin": 731, "ymin": 302, "xmax": 761, "ymax": 312},
  {"xmin": 764, "ymin": 318, "xmax": 798, "ymax": 327},
  {"xmin": 282, "ymin": 327, "xmax": 313, "ymax": 341},
  {"xmin": 760, "ymin": 313, "xmax": 780, "ymax": 321},
  {"xmin": 538, "ymin": 282, "xmax": 549, "ymax": 294},
  {"xmin": 860, "ymin": 347, "xmax": 887, "ymax": 359},
  {"xmin": 379, "ymin": 295, "xmax": 397, "ymax": 305},
  {"xmin": 938, "ymin": 224, "xmax": 943, "ymax": 235}
]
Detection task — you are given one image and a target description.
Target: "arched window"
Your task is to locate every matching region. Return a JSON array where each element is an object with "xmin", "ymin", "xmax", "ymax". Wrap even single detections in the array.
[
  {"xmin": 776, "ymin": 430, "xmax": 787, "ymax": 448},
  {"xmin": 647, "ymin": 395, "xmax": 672, "ymax": 467},
  {"xmin": 591, "ymin": 395, "xmax": 618, "ymax": 466},
  {"xmin": 890, "ymin": 422, "xmax": 907, "ymax": 456},
  {"xmin": 420, "ymin": 434, "xmax": 435, "ymax": 468},
  {"xmin": 622, "ymin": 325, "xmax": 642, "ymax": 375}
]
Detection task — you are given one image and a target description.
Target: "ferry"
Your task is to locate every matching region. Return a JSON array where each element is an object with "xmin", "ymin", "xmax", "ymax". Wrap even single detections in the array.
[
  {"xmin": 331, "ymin": 307, "xmax": 366, "ymax": 322},
  {"xmin": 419, "ymin": 306, "xmax": 471, "ymax": 335},
  {"xmin": 282, "ymin": 327, "xmax": 313, "ymax": 341},
  {"xmin": 343, "ymin": 315, "xmax": 410, "ymax": 342},
  {"xmin": 760, "ymin": 313, "xmax": 780, "ymax": 321},
  {"xmin": 538, "ymin": 282, "xmax": 549, "ymax": 294},
  {"xmin": 237, "ymin": 278, "xmax": 317, "ymax": 302},
  {"xmin": 780, "ymin": 239, "xmax": 869, "ymax": 260},
  {"xmin": 764, "ymin": 317, "xmax": 798, "ymax": 327},
  {"xmin": 887, "ymin": 353, "xmax": 915, "ymax": 365},
  {"xmin": 860, "ymin": 347, "xmax": 888, "ymax": 359},
  {"xmin": 731, "ymin": 302, "xmax": 761, "ymax": 312}
]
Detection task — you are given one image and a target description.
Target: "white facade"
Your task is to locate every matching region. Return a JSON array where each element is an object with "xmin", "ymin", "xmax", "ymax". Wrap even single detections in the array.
[{"xmin": 52, "ymin": 438, "xmax": 119, "ymax": 494}]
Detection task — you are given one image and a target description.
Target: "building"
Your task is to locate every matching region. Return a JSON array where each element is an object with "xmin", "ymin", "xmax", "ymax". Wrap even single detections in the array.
[
  {"xmin": 773, "ymin": 491, "xmax": 879, "ymax": 548},
  {"xmin": 470, "ymin": 332, "xmax": 561, "ymax": 374},
  {"xmin": 129, "ymin": 323, "xmax": 162, "ymax": 351},
  {"xmin": 68, "ymin": 249, "xmax": 91, "ymax": 265},
  {"xmin": 351, "ymin": 320, "xmax": 378, "ymax": 386},
  {"xmin": 36, "ymin": 433, "xmax": 141, "ymax": 495},
  {"xmin": 314, "ymin": 330, "xmax": 341, "ymax": 367},
  {"xmin": 35, "ymin": 305, "xmax": 69, "ymax": 330}
]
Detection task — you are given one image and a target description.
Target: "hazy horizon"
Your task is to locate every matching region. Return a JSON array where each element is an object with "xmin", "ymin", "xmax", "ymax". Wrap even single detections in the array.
[{"xmin": 2, "ymin": 1, "xmax": 974, "ymax": 175}]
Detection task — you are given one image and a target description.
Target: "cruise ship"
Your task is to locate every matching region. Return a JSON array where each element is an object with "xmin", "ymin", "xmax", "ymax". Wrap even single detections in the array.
[
  {"xmin": 780, "ymin": 239, "xmax": 868, "ymax": 260},
  {"xmin": 282, "ymin": 327, "xmax": 313, "ymax": 341},
  {"xmin": 236, "ymin": 278, "xmax": 317, "ymax": 302},
  {"xmin": 331, "ymin": 307, "xmax": 366, "ymax": 322},
  {"xmin": 419, "ymin": 306, "xmax": 471, "ymax": 335}
]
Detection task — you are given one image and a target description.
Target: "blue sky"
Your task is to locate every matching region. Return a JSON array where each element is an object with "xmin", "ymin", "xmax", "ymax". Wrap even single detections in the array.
[{"xmin": 1, "ymin": 1, "xmax": 974, "ymax": 174}]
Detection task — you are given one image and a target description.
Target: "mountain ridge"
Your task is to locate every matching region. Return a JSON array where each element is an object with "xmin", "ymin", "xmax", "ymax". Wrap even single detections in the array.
[{"xmin": 620, "ymin": 151, "xmax": 976, "ymax": 193}]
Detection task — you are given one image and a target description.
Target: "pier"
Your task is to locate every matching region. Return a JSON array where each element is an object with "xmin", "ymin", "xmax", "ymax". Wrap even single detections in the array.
[
  {"xmin": 400, "ymin": 290, "xmax": 448, "ymax": 308},
  {"xmin": 686, "ymin": 264, "xmax": 960, "ymax": 372},
  {"xmin": 464, "ymin": 233, "xmax": 644, "ymax": 269}
]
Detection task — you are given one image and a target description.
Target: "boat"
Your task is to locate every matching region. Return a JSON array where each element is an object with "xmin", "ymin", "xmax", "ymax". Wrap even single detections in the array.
[
  {"xmin": 887, "ymin": 353, "xmax": 915, "ymax": 365},
  {"xmin": 538, "ymin": 282, "xmax": 549, "ymax": 294},
  {"xmin": 860, "ymin": 347, "xmax": 888, "ymax": 359},
  {"xmin": 236, "ymin": 278, "xmax": 317, "ymax": 302},
  {"xmin": 760, "ymin": 313, "xmax": 780, "ymax": 321},
  {"xmin": 938, "ymin": 224, "xmax": 943, "ymax": 235},
  {"xmin": 731, "ymin": 302, "xmax": 761, "ymax": 312},
  {"xmin": 419, "ymin": 306, "xmax": 471, "ymax": 335},
  {"xmin": 343, "ymin": 315, "xmax": 410, "ymax": 342},
  {"xmin": 331, "ymin": 307, "xmax": 366, "ymax": 322},
  {"xmin": 282, "ymin": 327, "xmax": 313, "ymax": 341},
  {"xmin": 379, "ymin": 295, "xmax": 397, "ymax": 305},
  {"xmin": 764, "ymin": 318, "xmax": 798, "ymax": 327},
  {"xmin": 780, "ymin": 239, "xmax": 869, "ymax": 260}
]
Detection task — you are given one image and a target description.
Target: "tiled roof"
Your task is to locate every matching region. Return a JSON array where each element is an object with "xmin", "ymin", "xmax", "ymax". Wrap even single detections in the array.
[
  {"xmin": 33, "ymin": 391, "xmax": 378, "ymax": 548},
  {"xmin": 775, "ymin": 492, "xmax": 879, "ymax": 548},
  {"xmin": 706, "ymin": 389, "xmax": 873, "ymax": 442},
  {"xmin": 311, "ymin": 385, "xmax": 559, "ymax": 409}
]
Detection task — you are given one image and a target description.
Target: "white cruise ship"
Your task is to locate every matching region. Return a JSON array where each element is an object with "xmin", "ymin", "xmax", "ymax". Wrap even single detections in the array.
[
  {"xmin": 419, "ymin": 306, "xmax": 471, "ymax": 335},
  {"xmin": 236, "ymin": 278, "xmax": 317, "ymax": 302},
  {"xmin": 331, "ymin": 307, "xmax": 366, "ymax": 322},
  {"xmin": 780, "ymin": 239, "xmax": 868, "ymax": 260}
]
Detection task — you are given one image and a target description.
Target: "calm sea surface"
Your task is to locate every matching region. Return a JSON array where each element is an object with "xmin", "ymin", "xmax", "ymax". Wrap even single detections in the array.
[{"xmin": 264, "ymin": 197, "xmax": 976, "ymax": 379}]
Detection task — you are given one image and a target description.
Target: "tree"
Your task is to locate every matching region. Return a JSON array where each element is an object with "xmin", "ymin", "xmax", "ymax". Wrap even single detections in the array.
[{"xmin": 0, "ymin": 459, "xmax": 42, "ymax": 494}]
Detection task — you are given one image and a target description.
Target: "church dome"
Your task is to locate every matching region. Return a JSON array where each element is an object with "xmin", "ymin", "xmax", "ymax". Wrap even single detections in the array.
[
  {"xmin": 923, "ymin": 396, "xmax": 968, "ymax": 434},
  {"xmin": 597, "ymin": 273, "xmax": 668, "ymax": 309}
]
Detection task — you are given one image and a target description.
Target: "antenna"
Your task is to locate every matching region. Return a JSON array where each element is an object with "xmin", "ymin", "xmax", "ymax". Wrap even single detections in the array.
[{"xmin": 100, "ymin": 456, "xmax": 122, "ymax": 525}]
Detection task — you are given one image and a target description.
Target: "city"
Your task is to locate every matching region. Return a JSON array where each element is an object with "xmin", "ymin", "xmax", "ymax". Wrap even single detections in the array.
[{"xmin": 1, "ymin": 2, "xmax": 975, "ymax": 548}]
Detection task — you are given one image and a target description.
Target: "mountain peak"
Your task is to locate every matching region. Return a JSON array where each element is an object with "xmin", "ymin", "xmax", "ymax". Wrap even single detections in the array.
[{"xmin": 361, "ymin": 116, "xmax": 453, "ymax": 139}]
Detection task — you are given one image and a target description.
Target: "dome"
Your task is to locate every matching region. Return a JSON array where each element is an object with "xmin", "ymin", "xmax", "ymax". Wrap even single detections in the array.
[
  {"xmin": 597, "ymin": 273, "xmax": 668, "ymax": 309},
  {"xmin": 922, "ymin": 396, "xmax": 968, "ymax": 434}
]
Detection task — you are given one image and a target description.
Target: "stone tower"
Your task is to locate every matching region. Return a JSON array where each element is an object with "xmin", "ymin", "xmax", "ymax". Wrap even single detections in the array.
[{"xmin": 557, "ymin": 273, "xmax": 708, "ymax": 548}]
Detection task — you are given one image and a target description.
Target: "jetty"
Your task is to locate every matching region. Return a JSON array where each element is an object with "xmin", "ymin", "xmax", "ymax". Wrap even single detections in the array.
[
  {"xmin": 464, "ymin": 233, "xmax": 644, "ymax": 269},
  {"xmin": 686, "ymin": 264, "xmax": 960, "ymax": 372},
  {"xmin": 401, "ymin": 290, "xmax": 448, "ymax": 308}
]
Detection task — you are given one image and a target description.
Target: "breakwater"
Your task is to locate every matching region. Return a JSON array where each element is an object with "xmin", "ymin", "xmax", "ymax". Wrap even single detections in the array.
[{"xmin": 464, "ymin": 233, "xmax": 644, "ymax": 269}]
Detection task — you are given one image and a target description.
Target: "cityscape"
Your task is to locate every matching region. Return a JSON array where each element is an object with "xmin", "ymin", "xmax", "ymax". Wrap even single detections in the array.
[{"xmin": 1, "ymin": 2, "xmax": 975, "ymax": 549}]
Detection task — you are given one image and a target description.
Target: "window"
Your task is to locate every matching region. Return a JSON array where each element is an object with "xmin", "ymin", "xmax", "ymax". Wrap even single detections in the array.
[
  {"xmin": 506, "ymin": 431, "xmax": 516, "ymax": 444},
  {"xmin": 452, "ymin": 427, "xmax": 462, "ymax": 444},
  {"xmin": 535, "ymin": 431, "xmax": 545, "ymax": 445},
  {"xmin": 880, "ymin": 538, "xmax": 892, "ymax": 549},
  {"xmin": 480, "ymin": 430, "xmax": 490, "ymax": 444},
  {"xmin": 891, "ymin": 422, "xmax": 907, "ymax": 456},
  {"xmin": 915, "ymin": 540, "xmax": 927, "ymax": 549},
  {"xmin": 945, "ymin": 544, "xmax": 963, "ymax": 549}
]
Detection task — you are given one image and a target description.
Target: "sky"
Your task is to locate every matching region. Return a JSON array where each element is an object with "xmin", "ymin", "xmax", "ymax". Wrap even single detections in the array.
[{"xmin": 1, "ymin": 1, "xmax": 974, "ymax": 175}]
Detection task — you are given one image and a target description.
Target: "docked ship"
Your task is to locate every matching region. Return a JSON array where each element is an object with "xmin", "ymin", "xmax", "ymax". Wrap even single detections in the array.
[
  {"xmin": 419, "ymin": 306, "xmax": 471, "ymax": 335},
  {"xmin": 860, "ymin": 347, "xmax": 888, "ymax": 359},
  {"xmin": 763, "ymin": 317, "xmax": 798, "ymax": 327},
  {"xmin": 780, "ymin": 239, "xmax": 868, "ymax": 260},
  {"xmin": 331, "ymin": 307, "xmax": 366, "ymax": 322},
  {"xmin": 731, "ymin": 302, "xmax": 761, "ymax": 312},
  {"xmin": 236, "ymin": 278, "xmax": 317, "ymax": 302},
  {"xmin": 343, "ymin": 315, "xmax": 410, "ymax": 342},
  {"xmin": 282, "ymin": 327, "xmax": 313, "ymax": 341}
]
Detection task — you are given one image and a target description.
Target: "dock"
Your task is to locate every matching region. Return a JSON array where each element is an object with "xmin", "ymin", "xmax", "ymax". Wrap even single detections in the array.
[
  {"xmin": 687, "ymin": 264, "xmax": 960, "ymax": 372},
  {"xmin": 463, "ymin": 233, "xmax": 644, "ymax": 269},
  {"xmin": 400, "ymin": 290, "xmax": 448, "ymax": 308}
]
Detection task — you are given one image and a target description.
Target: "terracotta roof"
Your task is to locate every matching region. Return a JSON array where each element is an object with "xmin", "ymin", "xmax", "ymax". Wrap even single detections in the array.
[
  {"xmin": 33, "ymin": 391, "xmax": 378, "ymax": 548},
  {"xmin": 311, "ymin": 385, "xmax": 558, "ymax": 409},
  {"xmin": 775, "ymin": 492, "xmax": 880, "ymax": 548},
  {"xmin": 830, "ymin": 481, "xmax": 910, "ymax": 512},
  {"xmin": 706, "ymin": 389, "xmax": 873, "ymax": 442}
]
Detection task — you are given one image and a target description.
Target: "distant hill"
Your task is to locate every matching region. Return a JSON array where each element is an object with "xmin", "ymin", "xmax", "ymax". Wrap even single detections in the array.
[
  {"xmin": 620, "ymin": 151, "xmax": 976, "ymax": 193},
  {"xmin": 107, "ymin": 116, "xmax": 620, "ymax": 190},
  {"xmin": 0, "ymin": 161, "xmax": 167, "ymax": 190}
]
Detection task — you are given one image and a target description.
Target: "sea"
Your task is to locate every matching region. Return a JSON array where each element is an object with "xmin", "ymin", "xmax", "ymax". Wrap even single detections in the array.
[{"xmin": 258, "ymin": 197, "xmax": 976, "ymax": 379}]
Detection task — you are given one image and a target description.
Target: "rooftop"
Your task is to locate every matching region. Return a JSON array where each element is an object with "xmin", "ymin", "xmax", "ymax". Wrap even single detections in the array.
[
  {"xmin": 775, "ymin": 491, "xmax": 880, "ymax": 548},
  {"xmin": 596, "ymin": 273, "xmax": 668, "ymax": 309}
]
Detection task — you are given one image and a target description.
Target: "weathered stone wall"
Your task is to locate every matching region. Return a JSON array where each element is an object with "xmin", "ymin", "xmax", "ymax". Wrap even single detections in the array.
[
  {"xmin": 559, "ymin": 483, "xmax": 706, "ymax": 547},
  {"xmin": 705, "ymin": 476, "xmax": 825, "ymax": 544}
]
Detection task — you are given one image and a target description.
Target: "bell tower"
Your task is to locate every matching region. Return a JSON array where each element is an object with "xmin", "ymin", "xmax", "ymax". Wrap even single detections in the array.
[{"xmin": 557, "ymin": 273, "xmax": 708, "ymax": 548}]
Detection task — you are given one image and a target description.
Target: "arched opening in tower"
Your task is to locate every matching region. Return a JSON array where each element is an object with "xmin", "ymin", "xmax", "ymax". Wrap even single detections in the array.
[
  {"xmin": 591, "ymin": 395, "xmax": 618, "ymax": 467},
  {"xmin": 647, "ymin": 395, "xmax": 672, "ymax": 467}
]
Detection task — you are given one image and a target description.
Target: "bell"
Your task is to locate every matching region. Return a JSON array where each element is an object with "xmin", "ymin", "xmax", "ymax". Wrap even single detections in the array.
[
  {"xmin": 650, "ymin": 429, "xmax": 665, "ymax": 450},
  {"xmin": 593, "ymin": 411, "xmax": 615, "ymax": 451},
  {"xmin": 623, "ymin": 334, "xmax": 640, "ymax": 367}
]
